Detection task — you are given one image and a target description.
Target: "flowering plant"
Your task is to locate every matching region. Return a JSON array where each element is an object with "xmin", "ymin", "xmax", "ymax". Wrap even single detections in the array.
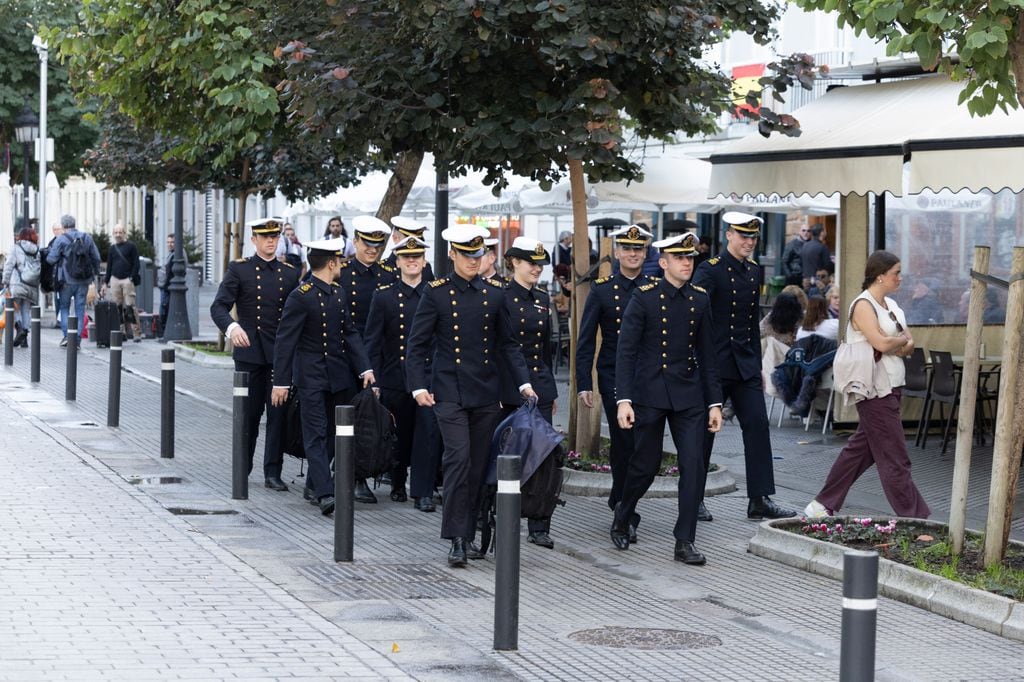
[{"xmin": 800, "ymin": 517, "xmax": 899, "ymax": 545}]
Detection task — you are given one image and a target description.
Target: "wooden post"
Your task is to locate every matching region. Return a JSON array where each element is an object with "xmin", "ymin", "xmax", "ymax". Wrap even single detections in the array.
[
  {"xmin": 949, "ymin": 246, "xmax": 989, "ymax": 555},
  {"xmin": 567, "ymin": 158, "xmax": 599, "ymax": 455},
  {"xmin": 983, "ymin": 246, "xmax": 1024, "ymax": 567}
]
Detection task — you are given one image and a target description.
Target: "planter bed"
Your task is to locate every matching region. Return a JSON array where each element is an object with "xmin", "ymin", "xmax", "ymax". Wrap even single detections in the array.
[{"xmin": 561, "ymin": 465, "xmax": 735, "ymax": 498}]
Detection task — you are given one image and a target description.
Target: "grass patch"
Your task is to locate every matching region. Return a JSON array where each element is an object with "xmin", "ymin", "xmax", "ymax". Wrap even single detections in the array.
[
  {"xmin": 181, "ymin": 341, "xmax": 232, "ymax": 357},
  {"xmin": 561, "ymin": 436, "xmax": 719, "ymax": 478},
  {"xmin": 792, "ymin": 517, "xmax": 1024, "ymax": 601}
]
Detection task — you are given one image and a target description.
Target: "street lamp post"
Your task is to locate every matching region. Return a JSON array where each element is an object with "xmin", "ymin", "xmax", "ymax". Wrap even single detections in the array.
[
  {"xmin": 162, "ymin": 189, "xmax": 192, "ymax": 341},
  {"xmin": 14, "ymin": 104, "xmax": 39, "ymax": 224}
]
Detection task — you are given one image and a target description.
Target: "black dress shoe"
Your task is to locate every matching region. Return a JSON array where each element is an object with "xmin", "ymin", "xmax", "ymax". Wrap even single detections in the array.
[
  {"xmin": 448, "ymin": 538, "xmax": 468, "ymax": 567},
  {"xmin": 318, "ymin": 495, "xmax": 336, "ymax": 516},
  {"xmin": 674, "ymin": 541, "xmax": 707, "ymax": 565},
  {"xmin": 628, "ymin": 524, "xmax": 638, "ymax": 544},
  {"xmin": 354, "ymin": 479, "xmax": 378, "ymax": 504},
  {"xmin": 390, "ymin": 488, "xmax": 408, "ymax": 503},
  {"xmin": 264, "ymin": 476, "xmax": 289, "ymax": 492},
  {"xmin": 697, "ymin": 501, "xmax": 713, "ymax": 522},
  {"xmin": 747, "ymin": 496, "xmax": 797, "ymax": 520},
  {"xmin": 528, "ymin": 531, "xmax": 554, "ymax": 549},
  {"xmin": 467, "ymin": 542, "xmax": 487, "ymax": 560},
  {"xmin": 379, "ymin": 472, "xmax": 392, "ymax": 486},
  {"xmin": 414, "ymin": 496, "xmax": 436, "ymax": 512}
]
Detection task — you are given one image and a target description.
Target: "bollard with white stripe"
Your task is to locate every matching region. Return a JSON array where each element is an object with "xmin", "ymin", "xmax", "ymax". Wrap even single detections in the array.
[
  {"xmin": 334, "ymin": 405, "xmax": 355, "ymax": 562},
  {"xmin": 107, "ymin": 331, "xmax": 124, "ymax": 428},
  {"xmin": 160, "ymin": 349, "xmax": 176, "ymax": 458},
  {"xmin": 65, "ymin": 314, "xmax": 78, "ymax": 401},
  {"xmin": 4, "ymin": 297, "xmax": 14, "ymax": 367},
  {"xmin": 493, "ymin": 454, "xmax": 522, "ymax": 651},
  {"xmin": 30, "ymin": 305, "xmax": 40, "ymax": 383},
  {"xmin": 231, "ymin": 371, "xmax": 250, "ymax": 499},
  {"xmin": 840, "ymin": 550, "xmax": 878, "ymax": 682}
]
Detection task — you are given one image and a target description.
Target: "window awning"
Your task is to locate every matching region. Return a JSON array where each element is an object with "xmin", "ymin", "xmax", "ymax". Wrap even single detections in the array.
[{"xmin": 708, "ymin": 75, "xmax": 1024, "ymax": 197}]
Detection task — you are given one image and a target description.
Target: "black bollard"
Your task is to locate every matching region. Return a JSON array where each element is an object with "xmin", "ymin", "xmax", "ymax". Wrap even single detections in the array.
[
  {"xmin": 160, "ymin": 349, "xmax": 175, "ymax": 458},
  {"xmin": 840, "ymin": 550, "xmax": 878, "ymax": 682},
  {"xmin": 65, "ymin": 314, "xmax": 78, "ymax": 401},
  {"xmin": 107, "ymin": 331, "xmax": 123, "ymax": 427},
  {"xmin": 30, "ymin": 305, "xmax": 40, "ymax": 383},
  {"xmin": 493, "ymin": 454, "xmax": 522, "ymax": 651},
  {"xmin": 3, "ymin": 298, "xmax": 13, "ymax": 367},
  {"xmin": 334, "ymin": 405, "xmax": 355, "ymax": 562},
  {"xmin": 231, "ymin": 371, "xmax": 249, "ymax": 500}
]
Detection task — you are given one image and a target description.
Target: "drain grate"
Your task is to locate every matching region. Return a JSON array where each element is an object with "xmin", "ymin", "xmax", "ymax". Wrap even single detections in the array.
[
  {"xmin": 128, "ymin": 476, "xmax": 184, "ymax": 485},
  {"xmin": 567, "ymin": 626, "xmax": 722, "ymax": 650},
  {"xmin": 166, "ymin": 507, "xmax": 239, "ymax": 516},
  {"xmin": 298, "ymin": 562, "xmax": 490, "ymax": 601}
]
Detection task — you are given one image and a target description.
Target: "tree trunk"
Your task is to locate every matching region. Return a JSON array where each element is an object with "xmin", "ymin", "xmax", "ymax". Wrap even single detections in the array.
[
  {"xmin": 1010, "ymin": 11, "xmax": 1024, "ymax": 109},
  {"xmin": 376, "ymin": 149, "xmax": 426, "ymax": 224}
]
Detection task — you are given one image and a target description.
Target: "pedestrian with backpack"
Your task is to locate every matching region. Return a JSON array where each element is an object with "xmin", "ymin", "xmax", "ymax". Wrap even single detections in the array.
[
  {"xmin": 46, "ymin": 214, "xmax": 100, "ymax": 348},
  {"xmin": 2, "ymin": 227, "xmax": 42, "ymax": 348}
]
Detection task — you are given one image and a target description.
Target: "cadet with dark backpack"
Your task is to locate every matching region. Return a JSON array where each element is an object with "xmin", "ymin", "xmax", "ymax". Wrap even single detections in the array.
[{"xmin": 45, "ymin": 214, "xmax": 100, "ymax": 348}]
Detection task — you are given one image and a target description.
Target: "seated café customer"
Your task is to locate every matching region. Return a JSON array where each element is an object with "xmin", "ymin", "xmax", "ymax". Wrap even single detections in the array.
[
  {"xmin": 760, "ymin": 291, "xmax": 802, "ymax": 347},
  {"xmin": 796, "ymin": 296, "xmax": 839, "ymax": 341}
]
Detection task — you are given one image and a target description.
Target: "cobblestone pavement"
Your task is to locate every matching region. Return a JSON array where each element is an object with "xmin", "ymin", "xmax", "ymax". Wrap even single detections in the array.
[{"xmin": 3, "ymin": 291, "xmax": 1023, "ymax": 680}]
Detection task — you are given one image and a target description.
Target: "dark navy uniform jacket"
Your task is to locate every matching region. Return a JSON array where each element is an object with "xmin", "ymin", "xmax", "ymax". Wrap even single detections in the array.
[
  {"xmin": 384, "ymin": 252, "xmax": 434, "ymax": 281},
  {"xmin": 210, "ymin": 256, "xmax": 300, "ymax": 366},
  {"xmin": 615, "ymin": 279, "xmax": 722, "ymax": 411},
  {"xmin": 405, "ymin": 274, "xmax": 529, "ymax": 409},
  {"xmin": 499, "ymin": 280, "xmax": 557, "ymax": 405},
  {"xmin": 339, "ymin": 259, "xmax": 397, "ymax": 333},
  {"xmin": 364, "ymin": 279, "xmax": 431, "ymax": 392},
  {"xmin": 692, "ymin": 250, "xmax": 762, "ymax": 382},
  {"xmin": 272, "ymin": 277, "xmax": 370, "ymax": 394},
  {"xmin": 575, "ymin": 272, "xmax": 657, "ymax": 395}
]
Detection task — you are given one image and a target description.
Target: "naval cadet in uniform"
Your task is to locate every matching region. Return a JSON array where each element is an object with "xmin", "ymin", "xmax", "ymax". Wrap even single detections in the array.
[
  {"xmin": 611, "ymin": 233, "xmax": 723, "ymax": 564},
  {"xmin": 210, "ymin": 217, "xmax": 300, "ymax": 492},
  {"xmin": 575, "ymin": 224, "xmax": 656, "ymax": 539},
  {"xmin": 339, "ymin": 215, "xmax": 398, "ymax": 503},
  {"xmin": 692, "ymin": 212, "xmax": 796, "ymax": 521},
  {"xmin": 364, "ymin": 236, "xmax": 443, "ymax": 510},
  {"xmin": 499, "ymin": 237, "xmax": 559, "ymax": 549},
  {"xmin": 405, "ymin": 225, "xmax": 535, "ymax": 567},
  {"xmin": 270, "ymin": 238, "xmax": 375, "ymax": 515},
  {"xmin": 478, "ymin": 237, "xmax": 506, "ymax": 284},
  {"xmin": 385, "ymin": 217, "xmax": 435, "ymax": 281}
]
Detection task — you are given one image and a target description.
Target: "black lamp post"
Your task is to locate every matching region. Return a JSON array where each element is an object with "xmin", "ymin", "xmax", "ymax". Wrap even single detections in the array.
[
  {"xmin": 14, "ymin": 104, "xmax": 39, "ymax": 223},
  {"xmin": 163, "ymin": 189, "xmax": 193, "ymax": 341}
]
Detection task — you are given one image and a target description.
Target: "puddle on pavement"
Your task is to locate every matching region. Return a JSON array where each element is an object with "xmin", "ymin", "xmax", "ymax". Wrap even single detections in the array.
[
  {"xmin": 166, "ymin": 507, "xmax": 239, "ymax": 516},
  {"xmin": 127, "ymin": 476, "xmax": 184, "ymax": 485}
]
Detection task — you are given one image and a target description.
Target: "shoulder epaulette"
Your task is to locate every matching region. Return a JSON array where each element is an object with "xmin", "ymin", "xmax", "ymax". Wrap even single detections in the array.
[
  {"xmin": 282, "ymin": 261, "xmax": 295, "ymax": 269},
  {"xmin": 690, "ymin": 284, "xmax": 707, "ymax": 294},
  {"xmin": 428, "ymin": 277, "xmax": 449, "ymax": 288},
  {"xmin": 379, "ymin": 262, "xmax": 395, "ymax": 272},
  {"xmin": 339, "ymin": 261, "xmax": 351, "ymax": 270},
  {"xmin": 299, "ymin": 283, "xmax": 313, "ymax": 293},
  {"xmin": 484, "ymin": 277, "xmax": 504, "ymax": 288},
  {"xmin": 747, "ymin": 257, "xmax": 758, "ymax": 265},
  {"xmin": 647, "ymin": 276, "xmax": 661, "ymax": 282},
  {"xmin": 594, "ymin": 276, "xmax": 611, "ymax": 285},
  {"xmin": 707, "ymin": 257, "xmax": 720, "ymax": 266},
  {"xmin": 376, "ymin": 283, "xmax": 394, "ymax": 291},
  {"xmin": 233, "ymin": 257, "xmax": 247, "ymax": 263},
  {"xmin": 638, "ymin": 282, "xmax": 658, "ymax": 292}
]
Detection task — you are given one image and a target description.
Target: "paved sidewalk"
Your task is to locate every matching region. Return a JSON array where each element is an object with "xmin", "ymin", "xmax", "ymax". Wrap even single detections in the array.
[{"xmin": 4, "ymin": 296, "xmax": 1024, "ymax": 680}]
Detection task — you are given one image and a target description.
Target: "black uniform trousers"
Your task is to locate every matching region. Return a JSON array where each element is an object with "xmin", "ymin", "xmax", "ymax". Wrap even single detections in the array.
[
  {"xmin": 600, "ymin": 385, "xmax": 634, "ymax": 511},
  {"xmin": 434, "ymin": 401, "xmax": 503, "ymax": 540},
  {"xmin": 617, "ymin": 404, "xmax": 705, "ymax": 543},
  {"xmin": 380, "ymin": 388, "xmax": 442, "ymax": 497},
  {"xmin": 499, "ymin": 402, "xmax": 554, "ymax": 534},
  {"xmin": 299, "ymin": 386, "xmax": 356, "ymax": 500},
  {"xmin": 700, "ymin": 374, "xmax": 776, "ymax": 500},
  {"xmin": 235, "ymin": 360, "xmax": 285, "ymax": 478}
]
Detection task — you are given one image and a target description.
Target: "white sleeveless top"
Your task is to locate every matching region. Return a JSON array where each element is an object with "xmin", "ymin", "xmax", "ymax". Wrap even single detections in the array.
[{"xmin": 847, "ymin": 290, "xmax": 907, "ymax": 390}]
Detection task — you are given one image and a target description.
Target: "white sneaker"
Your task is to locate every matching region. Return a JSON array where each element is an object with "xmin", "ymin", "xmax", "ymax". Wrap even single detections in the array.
[{"xmin": 803, "ymin": 500, "xmax": 831, "ymax": 519}]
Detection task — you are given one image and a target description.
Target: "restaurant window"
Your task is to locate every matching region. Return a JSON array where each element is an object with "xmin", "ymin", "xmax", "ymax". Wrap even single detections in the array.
[{"xmin": 882, "ymin": 188, "xmax": 1020, "ymax": 325}]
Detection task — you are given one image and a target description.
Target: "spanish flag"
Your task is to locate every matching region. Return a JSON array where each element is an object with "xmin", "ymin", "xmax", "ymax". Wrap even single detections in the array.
[{"xmin": 732, "ymin": 63, "xmax": 765, "ymax": 117}]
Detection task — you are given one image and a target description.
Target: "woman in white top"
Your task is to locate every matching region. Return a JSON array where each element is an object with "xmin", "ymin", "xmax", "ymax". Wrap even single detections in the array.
[
  {"xmin": 804, "ymin": 251, "xmax": 931, "ymax": 519},
  {"xmin": 795, "ymin": 295, "xmax": 839, "ymax": 341}
]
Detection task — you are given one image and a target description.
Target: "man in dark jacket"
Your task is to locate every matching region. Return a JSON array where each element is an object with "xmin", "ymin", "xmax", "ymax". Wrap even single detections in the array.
[
  {"xmin": 612, "ymin": 233, "xmax": 722, "ymax": 564},
  {"xmin": 211, "ymin": 218, "xmax": 299, "ymax": 492},
  {"xmin": 271, "ymin": 238, "xmax": 374, "ymax": 514},
  {"xmin": 101, "ymin": 223, "xmax": 142, "ymax": 341},
  {"xmin": 46, "ymin": 214, "xmax": 100, "ymax": 349},
  {"xmin": 800, "ymin": 225, "xmax": 831, "ymax": 291},
  {"xmin": 781, "ymin": 224, "xmax": 810, "ymax": 286}
]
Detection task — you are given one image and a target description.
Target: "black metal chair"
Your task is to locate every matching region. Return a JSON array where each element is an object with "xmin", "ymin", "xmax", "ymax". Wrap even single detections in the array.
[
  {"xmin": 922, "ymin": 350, "xmax": 958, "ymax": 453},
  {"xmin": 551, "ymin": 306, "xmax": 571, "ymax": 373},
  {"xmin": 901, "ymin": 347, "xmax": 931, "ymax": 447}
]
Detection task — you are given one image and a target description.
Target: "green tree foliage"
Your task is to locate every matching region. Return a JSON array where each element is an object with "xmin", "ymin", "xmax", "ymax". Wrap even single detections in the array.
[
  {"xmin": 793, "ymin": 0, "xmax": 1024, "ymax": 115},
  {"xmin": 127, "ymin": 226, "xmax": 155, "ymax": 260},
  {"xmin": 277, "ymin": 0, "xmax": 783, "ymax": 193},
  {"xmin": 0, "ymin": 0, "xmax": 97, "ymax": 185}
]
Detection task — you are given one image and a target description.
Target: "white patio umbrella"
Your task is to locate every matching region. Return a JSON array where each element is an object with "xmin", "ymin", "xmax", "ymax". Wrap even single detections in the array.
[{"xmin": 0, "ymin": 173, "xmax": 14, "ymax": 258}]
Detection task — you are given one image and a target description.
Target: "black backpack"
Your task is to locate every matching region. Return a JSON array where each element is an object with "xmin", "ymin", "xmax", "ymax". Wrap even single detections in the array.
[
  {"xmin": 65, "ymin": 234, "xmax": 95, "ymax": 281},
  {"xmin": 39, "ymin": 247, "xmax": 57, "ymax": 293},
  {"xmin": 351, "ymin": 388, "xmax": 397, "ymax": 479},
  {"xmin": 520, "ymin": 444, "xmax": 566, "ymax": 519}
]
